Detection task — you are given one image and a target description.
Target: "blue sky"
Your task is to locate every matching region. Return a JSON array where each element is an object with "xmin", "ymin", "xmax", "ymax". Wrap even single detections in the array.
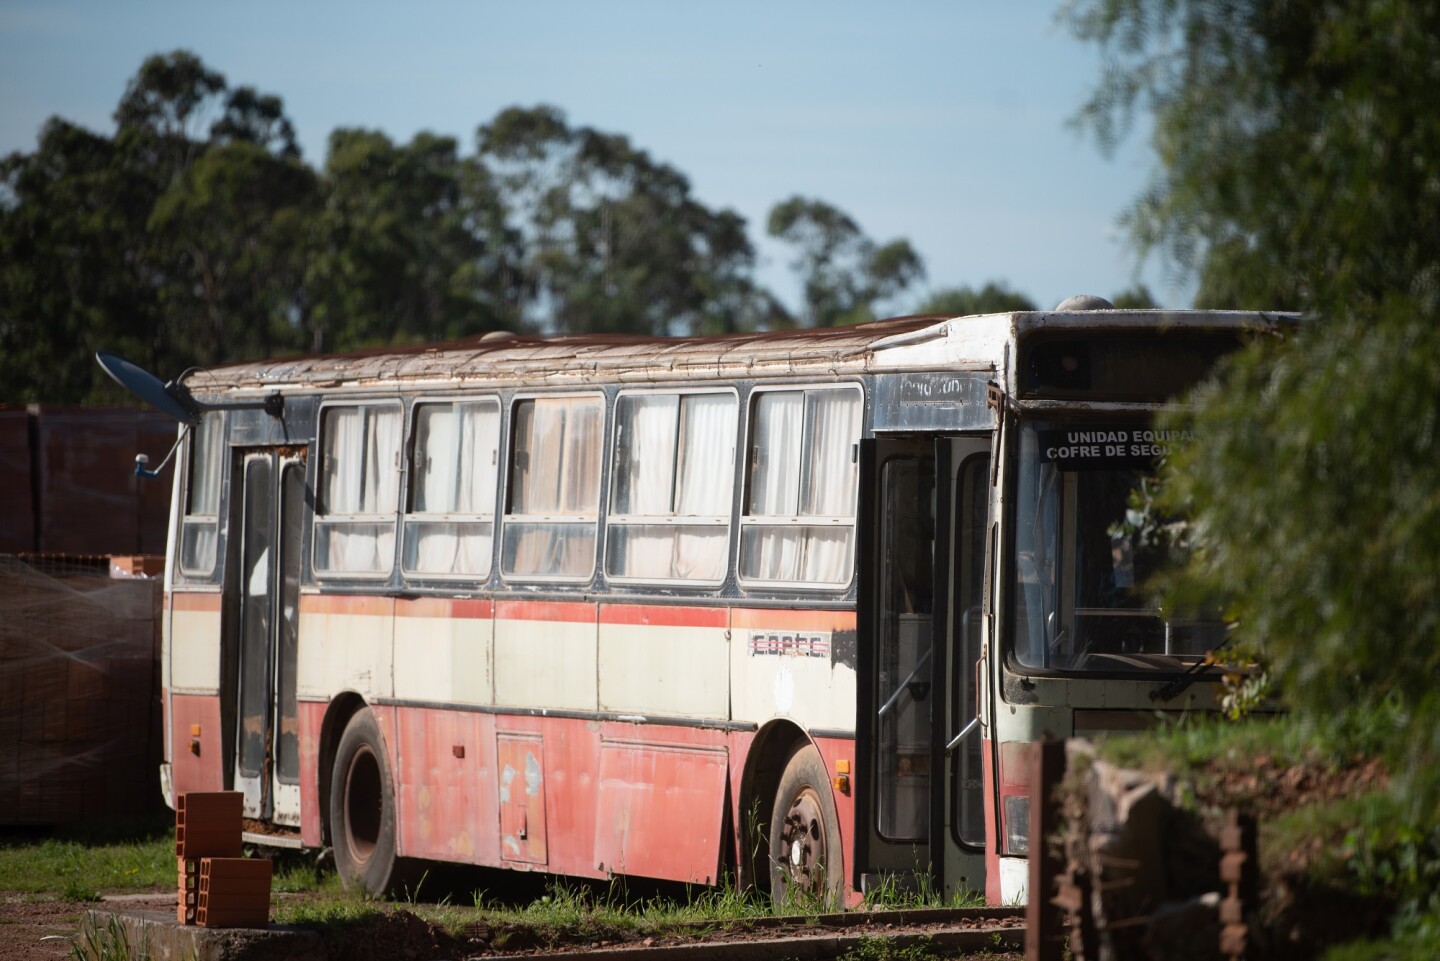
[{"xmin": 0, "ymin": 1, "xmax": 1194, "ymax": 314}]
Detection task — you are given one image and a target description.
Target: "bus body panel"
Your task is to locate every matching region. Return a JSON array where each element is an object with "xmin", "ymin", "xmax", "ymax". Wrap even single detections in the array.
[
  {"xmin": 393, "ymin": 598, "xmax": 495, "ymax": 706},
  {"xmin": 597, "ymin": 604, "xmax": 730, "ymax": 719},
  {"xmin": 169, "ymin": 592, "xmax": 222, "ymax": 692},
  {"xmin": 493, "ymin": 600, "xmax": 599, "ymax": 712},
  {"xmin": 729, "ymin": 608, "xmax": 858, "ymax": 732},
  {"xmin": 296, "ymin": 594, "xmax": 395, "ymax": 699}
]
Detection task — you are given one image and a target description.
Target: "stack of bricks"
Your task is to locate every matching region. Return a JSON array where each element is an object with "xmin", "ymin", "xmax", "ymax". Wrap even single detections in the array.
[{"xmin": 175, "ymin": 791, "xmax": 272, "ymax": 928}]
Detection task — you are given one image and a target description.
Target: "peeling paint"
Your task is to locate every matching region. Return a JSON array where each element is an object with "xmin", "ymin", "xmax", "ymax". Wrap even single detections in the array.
[{"xmin": 499, "ymin": 763, "xmax": 514, "ymax": 804}]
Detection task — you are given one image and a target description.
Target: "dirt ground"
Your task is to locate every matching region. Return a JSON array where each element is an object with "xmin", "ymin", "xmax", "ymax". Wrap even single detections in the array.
[
  {"xmin": 0, "ymin": 891, "xmax": 174, "ymax": 961},
  {"xmin": 1, "ymin": 891, "xmax": 1025, "ymax": 961}
]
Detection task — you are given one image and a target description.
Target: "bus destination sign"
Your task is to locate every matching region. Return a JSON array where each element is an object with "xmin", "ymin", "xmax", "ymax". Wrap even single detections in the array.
[{"xmin": 1038, "ymin": 427, "xmax": 1195, "ymax": 470}]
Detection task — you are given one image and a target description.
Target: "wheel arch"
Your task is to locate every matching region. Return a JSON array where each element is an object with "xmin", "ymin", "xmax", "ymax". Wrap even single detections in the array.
[
  {"xmin": 737, "ymin": 719, "xmax": 814, "ymax": 894},
  {"xmin": 317, "ymin": 691, "xmax": 370, "ymax": 849}
]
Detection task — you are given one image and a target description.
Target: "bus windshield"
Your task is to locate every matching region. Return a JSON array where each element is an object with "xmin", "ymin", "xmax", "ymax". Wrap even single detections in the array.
[{"xmin": 1010, "ymin": 420, "xmax": 1225, "ymax": 673}]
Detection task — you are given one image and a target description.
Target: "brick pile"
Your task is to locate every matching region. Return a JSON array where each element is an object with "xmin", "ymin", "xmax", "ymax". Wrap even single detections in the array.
[{"xmin": 175, "ymin": 791, "xmax": 271, "ymax": 928}]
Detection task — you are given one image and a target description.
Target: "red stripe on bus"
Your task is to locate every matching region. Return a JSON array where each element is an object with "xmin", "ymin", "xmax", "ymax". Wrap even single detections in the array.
[
  {"xmin": 169, "ymin": 591, "xmax": 221, "ymax": 612},
  {"xmin": 599, "ymin": 604, "xmax": 728, "ymax": 629},
  {"xmin": 298, "ymin": 594, "xmax": 395, "ymax": 616},
  {"xmin": 395, "ymin": 597, "xmax": 494, "ymax": 619},
  {"xmin": 730, "ymin": 608, "xmax": 856, "ymax": 632},
  {"xmin": 495, "ymin": 599, "xmax": 596, "ymax": 624}
]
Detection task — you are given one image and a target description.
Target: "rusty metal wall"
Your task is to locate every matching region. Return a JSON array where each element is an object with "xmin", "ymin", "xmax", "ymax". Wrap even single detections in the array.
[
  {"xmin": 0, "ymin": 556, "xmax": 165, "ymax": 824},
  {"xmin": 0, "ymin": 406, "xmax": 175, "ymax": 555}
]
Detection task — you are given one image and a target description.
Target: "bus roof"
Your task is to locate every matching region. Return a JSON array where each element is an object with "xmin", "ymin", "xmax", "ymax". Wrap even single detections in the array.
[{"xmin": 180, "ymin": 308, "xmax": 1288, "ymax": 396}]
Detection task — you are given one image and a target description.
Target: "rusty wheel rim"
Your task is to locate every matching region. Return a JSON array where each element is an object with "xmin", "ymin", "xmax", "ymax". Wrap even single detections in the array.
[{"xmin": 779, "ymin": 786, "xmax": 827, "ymax": 895}]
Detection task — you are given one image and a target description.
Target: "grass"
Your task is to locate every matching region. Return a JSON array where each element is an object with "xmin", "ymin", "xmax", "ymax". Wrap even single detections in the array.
[
  {"xmin": 0, "ymin": 817, "xmax": 175, "ymax": 897},
  {"xmin": 1, "ymin": 813, "xmax": 988, "ymax": 958}
]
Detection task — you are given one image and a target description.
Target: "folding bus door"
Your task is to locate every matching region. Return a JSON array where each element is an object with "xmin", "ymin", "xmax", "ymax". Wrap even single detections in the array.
[{"xmin": 231, "ymin": 447, "xmax": 306, "ymax": 826}]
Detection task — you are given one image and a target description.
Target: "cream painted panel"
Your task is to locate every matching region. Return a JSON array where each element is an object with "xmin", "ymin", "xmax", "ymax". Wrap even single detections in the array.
[
  {"xmin": 597, "ymin": 624, "xmax": 728, "ymax": 719},
  {"xmin": 393, "ymin": 615, "xmax": 494, "ymax": 705},
  {"xmin": 493, "ymin": 617, "xmax": 596, "ymax": 711},
  {"xmin": 169, "ymin": 609, "xmax": 222, "ymax": 692},
  {"xmin": 729, "ymin": 634, "xmax": 857, "ymax": 732},
  {"xmin": 297, "ymin": 611, "xmax": 394, "ymax": 699}
]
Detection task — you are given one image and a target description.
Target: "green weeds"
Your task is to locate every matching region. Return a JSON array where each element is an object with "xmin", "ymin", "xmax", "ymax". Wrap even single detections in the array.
[
  {"xmin": 0, "ymin": 819, "xmax": 174, "ymax": 895},
  {"xmin": 69, "ymin": 913, "xmax": 149, "ymax": 961}
]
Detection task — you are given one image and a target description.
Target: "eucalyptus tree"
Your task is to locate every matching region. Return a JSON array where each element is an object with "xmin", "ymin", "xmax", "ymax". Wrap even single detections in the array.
[
  {"xmin": 766, "ymin": 196, "xmax": 924, "ymax": 327},
  {"xmin": 477, "ymin": 105, "xmax": 774, "ymax": 336}
]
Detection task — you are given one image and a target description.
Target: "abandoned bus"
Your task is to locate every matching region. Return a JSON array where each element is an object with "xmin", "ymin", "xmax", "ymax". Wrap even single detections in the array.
[{"xmin": 133, "ymin": 299, "xmax": 1283, "ymax": 904}]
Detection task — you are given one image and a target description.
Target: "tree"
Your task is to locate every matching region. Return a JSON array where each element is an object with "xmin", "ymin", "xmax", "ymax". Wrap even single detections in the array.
[
  {"xmin": 767, "ymin": 196, "xmax": 924, "ymax": 326},
  {"xmin": 0, "ymin": 119, "xmax": 156, "ymax": 402},
  {"xmin": 1067, "ymin": 0, "xmax": 1440, "ymax": 813},
  {"xmin": 306, "ymin": 129, "xmax": 515, "ymax": 352},
  {"xmin": 916, "ymin": 282, "xmax": 1036, "ymax": 316},
  {"xmin": 148, "ymin": 139, "xmax": 317, "ymax": 365},
  {"xmin": 1065, "ymin": 0, "xmax": 1440, "ymax": 315},
  {"xmin": 476, "ymin": 105, "xmax": 775, "ymax": 336}
]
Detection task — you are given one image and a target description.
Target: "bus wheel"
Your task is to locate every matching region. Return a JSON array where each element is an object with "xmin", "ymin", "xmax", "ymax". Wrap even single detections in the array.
[
  {"xmin": 330, "ymin": 708, "xmax": 410, "ymax": 895},
  {"xmin": 769, "ymin": 744, "xmax": 843, "ymax": 907}
]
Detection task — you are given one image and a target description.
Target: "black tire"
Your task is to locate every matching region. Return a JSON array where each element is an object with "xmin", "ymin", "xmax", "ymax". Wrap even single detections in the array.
[
  {"xmin": 768, "ymin": 742, "xmax": 845, "ymax": 908},
  {"xmin": 329, "ymin": 708, "xmax": 415, "ymax": 895}
]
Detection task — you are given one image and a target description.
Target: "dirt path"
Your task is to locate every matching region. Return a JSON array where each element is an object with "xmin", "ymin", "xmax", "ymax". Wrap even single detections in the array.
[
  {"xmin": 2, "ymin": 892, "xmax": 1026, "ymax": 961},
  {"xmin": 0, "ymin": 892, "xmax": 175, "ymax": 961}
]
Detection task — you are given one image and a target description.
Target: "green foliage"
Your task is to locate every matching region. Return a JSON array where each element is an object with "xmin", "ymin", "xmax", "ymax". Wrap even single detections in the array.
[
  {"xmin": 1064, "ymin": 0, "xmax": 1440, "ymax": 316},
  {"xmin": 1108, "ymin": 283, "xmax": 1159, "ymax": 309},
  {"xmin": 1067, "ymin": 0, "xmax": 1440, "ymax": 829},
  {"xmin": 838, "ymin": 935, "xmax": 938, "ymax": 961},
  {"xmin": 2, "ymin": 48, "xmax": 1028, "ymax": 400},
  {"xmin": 477, "ymin": 105, "xmax": 780, "ymax": 336},
  {"xmin": 915, "ymin": 281, "xmax": 1036, "ymax": 316},
  {"xmin": 1154, "ymin": 303, "xmax": 1440, "ymax": 814},
  {"xmin": 767, "ymin": 196, "xmax": 925, "ymax": 326}
]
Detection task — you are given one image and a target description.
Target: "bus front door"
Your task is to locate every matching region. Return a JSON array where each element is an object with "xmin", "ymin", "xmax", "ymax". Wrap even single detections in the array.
[
  {"xmin": 933, "ymin": 437, "xmax": 991, "ymax": 898},
  {"xmin": 866, "ymin": 436, "xmax": 989, "ymax": 896},
  {"xmin": 230, "ymin": 448, "xmax": 305, "ymax": 826}
]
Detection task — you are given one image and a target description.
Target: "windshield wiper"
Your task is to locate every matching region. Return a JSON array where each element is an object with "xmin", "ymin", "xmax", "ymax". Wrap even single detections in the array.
[{"xmin": 1150, "ymin": 636, "xmax": 1231, "ymax": 703}]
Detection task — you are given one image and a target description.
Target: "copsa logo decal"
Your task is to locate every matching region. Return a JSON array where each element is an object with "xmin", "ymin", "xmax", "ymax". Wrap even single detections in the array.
[{"xmin": 747, "ymin": 631, "xmax": 830, "ymax": 658}]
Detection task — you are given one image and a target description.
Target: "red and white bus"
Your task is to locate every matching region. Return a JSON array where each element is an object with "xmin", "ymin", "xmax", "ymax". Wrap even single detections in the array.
[{"xmin": 128, "ymin": 299, "xmax": 1282, "ymax": 905}]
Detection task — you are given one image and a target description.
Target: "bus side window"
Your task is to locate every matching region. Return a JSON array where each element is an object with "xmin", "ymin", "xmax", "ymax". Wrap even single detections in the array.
[
  {"xmin": 403, "ymin": 399, "xmax": 501, "ymax": 577},
  {"xmin": 502, "ymin": 395, "xmax": 604, "ymax": 580},
  {"xmin": 313, "ymin": 403, "xmax": 403, "ymax": 576},
  {"xmin": 178, "ymin": 412, "xmax": 223, "ymax": 577},
  {"xmin": 607, "ymin": 391, "xmax": 736, "ymax": 584},
  {"xmin": 739, "ymin": 386, "xmax": 862, "ymax": 588}
]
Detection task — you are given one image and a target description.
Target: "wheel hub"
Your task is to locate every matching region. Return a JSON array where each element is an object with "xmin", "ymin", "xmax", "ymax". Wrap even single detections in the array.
[{"xmin": 780, "ymin": 787, "xmax": 826, "ymax": 890}]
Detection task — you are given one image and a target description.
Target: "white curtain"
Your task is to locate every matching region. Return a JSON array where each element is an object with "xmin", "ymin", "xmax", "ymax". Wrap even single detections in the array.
[
  {"xmin": 506, "ymin": 397, "xmax": 602, "ymax": 577},
  {"xmin": 320, "ymin": 405, "xmax": 400, "ymax": 573},
  {"xmin": 800, "ymin": 390, "xmax": 861, "ymax": 582},
  {"xmin": 673, "ymin": 394, "xmax": 736, "ymax": 580},
  {"xmin": 607, "ymin": 392, "xmax": 736, "ymax": 582},
  {"xmin": 408, "ymin": 402, "xmax": 499, "ymax": 575},
  {"xmin": 742, "ymin": 388, "xmax": 859, "ymax": 585},
  {"xmin": 182, "ymin": 413, "xmax": 222, "ymax": 572}
]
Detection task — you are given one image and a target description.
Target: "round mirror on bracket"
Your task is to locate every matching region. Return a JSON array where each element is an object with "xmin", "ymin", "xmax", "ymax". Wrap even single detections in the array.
[{"xmin": 95, "ymin": 351, "xmax": 201, "ymax": 424}]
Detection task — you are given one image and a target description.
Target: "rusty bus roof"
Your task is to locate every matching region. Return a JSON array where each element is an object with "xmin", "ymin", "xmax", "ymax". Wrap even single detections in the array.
[
  {"xmin": 180, "ymin": 308, "xmax": 1287, "ymax": 396},
  {"xmin": 182, "ymin": 314, "xmax": 954, "ymax": 394}
]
